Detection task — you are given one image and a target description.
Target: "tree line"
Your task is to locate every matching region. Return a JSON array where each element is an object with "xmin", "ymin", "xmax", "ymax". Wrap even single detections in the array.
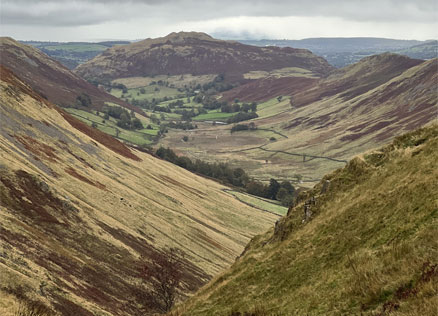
[{"xmin": 156, "ymin": 147, "xmax": 295, "ymax": 206}]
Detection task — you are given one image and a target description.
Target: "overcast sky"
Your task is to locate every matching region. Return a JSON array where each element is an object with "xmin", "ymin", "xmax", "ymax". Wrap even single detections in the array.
[{"xmin": 1, "ymin": 0, "xmax": 437, "ymax": 41}]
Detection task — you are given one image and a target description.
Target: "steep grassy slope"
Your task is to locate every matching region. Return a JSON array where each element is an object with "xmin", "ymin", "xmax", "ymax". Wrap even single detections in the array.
[
  {"xmin": 161, "ymin": 56, "xmax": 437, "ymax": 186},
  {"xmin": 0, "ymin": 37, "xmax": 142, "ymax": 114},
  {"xmin": 74, "ymin": 32, "xmax": 333, "ymax": 81},
  {"xmin": 0, "ymin": 66, "xmax": 278, "ymax": 315},
  {"xmin": 175, "ymin": 124, "xmax": 438, "ymax": 315}
]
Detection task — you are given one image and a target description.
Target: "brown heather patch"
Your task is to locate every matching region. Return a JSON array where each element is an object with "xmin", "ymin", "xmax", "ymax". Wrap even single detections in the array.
[
  {"xmin": 0, "ymin": 65, "xmax": 54, "ymax": 108},
  {"xmin": 96, "ymin": 221, "xmax": 209, "ymax": 291},
  {"xmin": 56, "ymin": 107, "xmax": 141, "ymax": 161},
  {"xmin": 15, "ymin": 135, "xmax": 59, "ymax": 162},
  {"xmin": 0, "ymin": 170, "xmax": 67, "ymax": 224},
  {"xmin": 194, "ymin": 229, "xmax": 232, "ymax": 256},
  {"xmin": 51, "ymin": 293, "xmax": 95, "ymax": 316},
  {"xmin": 64, "ymin": 166, "xmax": 106, "ymax": 190},
  {"xmin": 160, "ymin": 175, "xmax": 206, "ymax": 198},
  {"xmin": 221, "ymin": 76, "xmax": 318, "ymax": 103}
]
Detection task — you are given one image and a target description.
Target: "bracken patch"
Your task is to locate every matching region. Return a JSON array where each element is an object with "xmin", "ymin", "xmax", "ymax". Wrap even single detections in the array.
[{"xmin": 64, "ymin": 166, "xmax": 106, "ymax": 190}]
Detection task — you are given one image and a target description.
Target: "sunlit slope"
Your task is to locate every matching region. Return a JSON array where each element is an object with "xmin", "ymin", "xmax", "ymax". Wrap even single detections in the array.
[
  {"xmin": 0, "ymin": 66, "xmax": 278, "ymax": 315},
  {"xmin": 176, "ymin": 125, "xmax": 438, "ymax": 315}
]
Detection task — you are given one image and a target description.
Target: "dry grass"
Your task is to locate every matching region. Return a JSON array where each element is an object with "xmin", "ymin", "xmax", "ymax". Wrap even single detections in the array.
[
  {"xmin": 0, "ymin": 70, "xmax": 278, "ymax": 315},
  {"xmin": 173, "ymin": 125, "xmax": 438, "ymax": 315}
]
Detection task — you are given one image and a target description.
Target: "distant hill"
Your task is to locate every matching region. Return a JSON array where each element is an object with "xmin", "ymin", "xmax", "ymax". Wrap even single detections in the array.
[
  {"xmin": 0, "ymin": 37, "xmax": 142, "ymax": 114},
  {"xmin": 395, "ymin": 40, "xmax": 438, "ymax": 60},
  {"xmin": 74, "ymin": 32, "xmax": 334, "ymax": 82},
  {"xmin": 175, "ymin": 124, "xmax": 438, "ymax": 315},
  {"xmin": 22, "ymin": 40, "xmax": 131, "ymax": 69},
  {"xmin": 0, "ymin": 65, "xmax": 277, "ymax": 315},
  {"xmin": 239, "ymin": 37, "xmax": 435, "ymax": 67},
  {"xmin": 160, "ymin": 54, "xmax": 437, "ymax": 185}
]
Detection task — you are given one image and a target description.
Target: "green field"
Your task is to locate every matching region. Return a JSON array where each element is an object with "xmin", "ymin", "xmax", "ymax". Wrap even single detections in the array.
[
  {"xmin": 256, "ymin": 96, "xmax": 291, "ymax": 118},
  {"xmin": 193, "ymin": 110, "xmax": 235, "ymax": 121},
  {"xmin": 65, "ymin": 108, "xmax": 157, "ymax": 145},
  {"xmin": 111, "ymin": 86, "xmax": 183, "ymax": 102},
  {"xmin": 226, "ymin": 190, "xmax": 288, "ymax": 216}
]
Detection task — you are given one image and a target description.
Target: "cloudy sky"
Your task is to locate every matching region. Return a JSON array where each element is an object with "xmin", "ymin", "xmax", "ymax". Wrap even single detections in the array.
[{"xmin": 1, "ymin": 0, "xmax": 437, "ymax": 41}]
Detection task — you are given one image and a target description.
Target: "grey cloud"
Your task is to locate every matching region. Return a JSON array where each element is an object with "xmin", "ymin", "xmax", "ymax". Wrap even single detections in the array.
[{"xmin": 1, "ymin": 0, "xmax": 437, "ymax": 27}]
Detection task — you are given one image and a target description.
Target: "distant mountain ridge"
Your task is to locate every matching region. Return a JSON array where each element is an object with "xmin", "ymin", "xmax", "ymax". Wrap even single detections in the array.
[
  {"xmin": 74, "ymin": 32, "xmax": 334, "ymax": 81},
  {"xmin": 239, "ymin": 37, "xmax": 437, "ymax": 67}
]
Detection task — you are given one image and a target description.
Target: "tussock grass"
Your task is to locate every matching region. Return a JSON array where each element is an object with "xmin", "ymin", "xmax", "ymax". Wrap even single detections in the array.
[{"xmin": 173, "ymin": 125, "xmax": 438, "ymax": 315}]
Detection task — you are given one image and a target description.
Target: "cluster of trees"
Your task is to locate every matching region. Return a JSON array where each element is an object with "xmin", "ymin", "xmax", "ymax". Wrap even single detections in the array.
[
  {"xmin": 167, "ymin": 121, "xmax": 197, "ymax": 130},
  {"xmin": 227, "ymin": 112, "xmax": 258, "ymax": 124},
  {"xmin": 149, "ymin": 80, "xmax": 169, "ymax": 87},
  {"xmin": 200, "ymin": 74, "xmax": 234, "ymax": 92},
  {"xmin": 156, "ymin": 147, "xmax": 296, "ymax": 205},
  {"xmin": 156, "ymin": 147, "xmax": 249, "ymax": 187},
  {"xmin": 103, "ymin": 105, "xmax": 143, "ymax": 130},
  {"xmin": 75, "ymin": 93, "xmax": 92, "ymax": 107},
  {"xmin": 246, "ymin": 179, "xmax": 295, "ymax": 206},
  {"xmin": 174, "ymin": 109, "xmax": 197, "ymax": 121},
  {"xmin": 230, "ymin": 122, "xmax": 257, "ymax": 133},
  {"xmin": 220, "ymin": 102, "xmax": 257, "ymax": 113},
  {"xmin": 192, "ymin": 95, "xmax": 225, "ymax": 110}
]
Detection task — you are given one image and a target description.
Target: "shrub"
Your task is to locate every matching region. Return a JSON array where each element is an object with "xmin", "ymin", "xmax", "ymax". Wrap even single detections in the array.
[{"xmin": 227, "ymin": 112, "xmax": 258, "ymax": 124}]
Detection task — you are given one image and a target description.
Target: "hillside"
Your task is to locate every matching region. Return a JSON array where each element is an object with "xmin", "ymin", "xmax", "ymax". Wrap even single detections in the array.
[
  {"xmin": 395, "ymin": 40, "xmax": 438, "ymax": 60},
  {"xmin": 0, "ymin": 37, "xmax": 141, "ymax": 114},
  {"xmin": 174, "ymin": 124, "xmax": 438, "ymax": 315},
  {"xmin": 159, "ymin": 55, "xmax": 437, "ymax": 186},
  {"xmin": 74, "ymin": 32, "xmax": 333, "ymax": 81},
  {"xmin": 0, "ymin": 66, "xmax": 278, "ymax": 315}
]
